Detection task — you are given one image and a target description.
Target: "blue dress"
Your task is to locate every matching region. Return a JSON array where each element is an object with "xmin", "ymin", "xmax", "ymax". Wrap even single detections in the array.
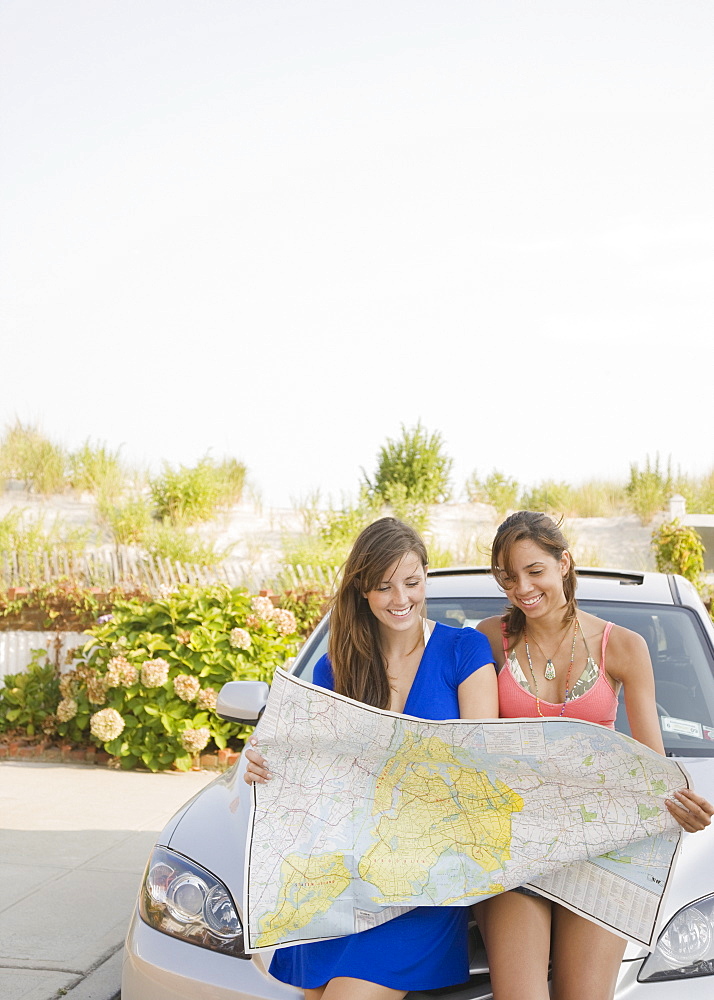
[{"xmin": 269, "ymin": 622, "xmax": 494, "ymax": 991}]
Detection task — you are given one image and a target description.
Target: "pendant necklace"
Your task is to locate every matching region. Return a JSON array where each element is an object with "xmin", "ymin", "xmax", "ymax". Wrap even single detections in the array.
[
  {"xmin": 523, "ymin": 619, "xmax": 579, "ymax": 717},
  {"xmin": 526, "ymin": 620, "xmax": 575, "ymax": 680}
]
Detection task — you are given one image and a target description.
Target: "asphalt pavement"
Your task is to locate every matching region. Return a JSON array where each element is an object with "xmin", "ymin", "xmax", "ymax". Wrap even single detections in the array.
[{"xmin": 0, "ymin": 760, "xmax": 217, "ymax": 1000}]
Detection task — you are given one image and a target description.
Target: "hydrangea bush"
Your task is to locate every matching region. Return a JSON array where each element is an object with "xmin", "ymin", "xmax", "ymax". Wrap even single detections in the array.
[{"xmin": 55, "ymin": 585, "xmax": 300, "ymax": 771}]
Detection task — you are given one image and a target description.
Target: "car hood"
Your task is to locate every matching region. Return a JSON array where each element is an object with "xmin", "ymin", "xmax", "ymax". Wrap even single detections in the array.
[
  {"xmin": 164, "ymin": 752, "xmax": 714, "ymax": 961},
  {"xmin": 165, "ymin": 754, "xmax": 251, "ymax": 905},
  {"xmin": 657, "ymin": 756, "xmax": 714, "ymax": 915}
]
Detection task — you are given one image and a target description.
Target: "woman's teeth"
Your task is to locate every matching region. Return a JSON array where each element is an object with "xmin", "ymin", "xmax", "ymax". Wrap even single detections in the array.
[
  {"xmin": 521, "ymin": 595, "xmax": 543, "ymax": 607},
  {"xmin": 389, "ymin": 608, "xmax": 411, "ymax": 617}
]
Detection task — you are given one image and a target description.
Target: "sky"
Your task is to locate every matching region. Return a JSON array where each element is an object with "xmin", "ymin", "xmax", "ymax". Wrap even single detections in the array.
[{"xmin": 2, "ymin": 1, "xmax": 712, "ymax": 508}]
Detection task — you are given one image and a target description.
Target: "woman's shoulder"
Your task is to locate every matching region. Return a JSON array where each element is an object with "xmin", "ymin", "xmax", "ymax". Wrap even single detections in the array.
[
  {"xmin": 312, "ymin": 653, "xmax": 334, "ymax": 690},
  {"xmin": 431, "ymin": 621, "xmax": 494, "ymax": 665},
  {"xmin": 475, "ymin": 615, "xmax": 504, "ymax": 644},
  {"xmin": 578, "ymin": 611, "xmax": 645, "ymax": 654},
  {"xmin": 432, "ymin": 620, "xmax": 490, "ymax": 645},
  {"xmin": 600, "ymin": 620, "xmax": 649, "ymax": 659}
]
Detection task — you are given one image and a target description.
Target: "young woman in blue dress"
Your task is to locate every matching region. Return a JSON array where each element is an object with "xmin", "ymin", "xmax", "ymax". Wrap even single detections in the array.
[{"xmin": 244, "ymin": 516, "xmax": 498, "ymax": 1000}]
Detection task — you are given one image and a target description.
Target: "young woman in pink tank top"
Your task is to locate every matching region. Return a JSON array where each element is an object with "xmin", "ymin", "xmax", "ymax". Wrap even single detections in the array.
[{"xmin": 475, "ymin": 511, "xmax": 713, "ymax": 1000}]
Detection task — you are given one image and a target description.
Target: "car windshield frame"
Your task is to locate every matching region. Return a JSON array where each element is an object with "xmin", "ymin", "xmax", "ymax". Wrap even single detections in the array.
[{"xmin": 292, "ymin": 597, "xmax": 714, "ymax": 758}]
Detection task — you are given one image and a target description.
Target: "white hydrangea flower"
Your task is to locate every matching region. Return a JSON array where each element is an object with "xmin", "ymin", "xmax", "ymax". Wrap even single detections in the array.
[
  {"xmin": 180, "ymin": 727, "xmax": 211, "ymax": 753},
  {"xmin": 229, "ymin": 627, "xmax": 251, "ymax": 650},
  {"xmin": 173, "ymin": 674, "xmax": 200, "ymax": 702},
  {"xmin": 250, "ymin": 595, "xmax": 275, "ymax": 620},
  {"xmin": 86, "ymin": 674, "xmax": 109, "ymax": 705},
  {"xmin": 90, "ymin": 707, "xmax": 125, "ymax": 742},
  {"xmin": 141, "ymin": 658, "xmax": 170, "ymax": 688},
  {"xmin": 271, "ymin": 607, "xmax": 297, "ymax": 636},
  {"xmin": 57, "ymin": 698, "xmax": 78, "ymax": 722},
  {"xmin": 196, "ymin": 687, "xmax": 218, "ymax": 712},
  {"xmin": 106, "ymin": 655, "xmax": 138, "ymax": 688},
  {"xmin": 59, "ymin": 671, "xmax": 77, "ymax": 698}
]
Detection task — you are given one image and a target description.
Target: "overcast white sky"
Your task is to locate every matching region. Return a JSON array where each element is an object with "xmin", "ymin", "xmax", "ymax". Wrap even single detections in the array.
[{"xmin": 2, "ymin": 1, "xmax": 712, "ymax": 507}]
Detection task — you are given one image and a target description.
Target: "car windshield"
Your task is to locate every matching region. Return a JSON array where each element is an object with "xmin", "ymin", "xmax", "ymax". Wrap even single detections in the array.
[{"xmin": 293, "ymin": 596, "xmax": 714, "ymax": 757}]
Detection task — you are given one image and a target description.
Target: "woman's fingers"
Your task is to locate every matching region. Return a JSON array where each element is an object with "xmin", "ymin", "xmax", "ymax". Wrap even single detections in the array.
[
  {"xmin": 242, "ymin": 737, "xmax": 272, "ymax": 785},
  {"xmin": 666, "ymin": 788, "xmax": 714, "ymax": 832}
]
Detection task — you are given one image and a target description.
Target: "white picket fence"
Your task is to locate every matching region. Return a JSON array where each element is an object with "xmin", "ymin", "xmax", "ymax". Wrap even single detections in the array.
[
  {"xmin": 0, "ymin": 631, "xmax": 86, "ymax": 682},
  {"xmin": 0, "ymin": 545, "xmax": 340, "ymax": 596}
]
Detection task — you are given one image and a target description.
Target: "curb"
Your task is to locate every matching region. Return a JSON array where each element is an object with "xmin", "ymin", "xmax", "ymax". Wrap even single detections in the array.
[
  {"xmin": 0, "ymin": 741, "xmax": 241, "ymax": 772},
  {"xmin": 64, "ymin": 945, "xmax": 123, "ymax": 1000}
]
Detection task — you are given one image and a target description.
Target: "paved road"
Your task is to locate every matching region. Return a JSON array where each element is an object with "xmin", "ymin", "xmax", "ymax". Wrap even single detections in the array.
[{"xmin": 0, "ymin": 760, "xmax": 216, "ymax": 1000}]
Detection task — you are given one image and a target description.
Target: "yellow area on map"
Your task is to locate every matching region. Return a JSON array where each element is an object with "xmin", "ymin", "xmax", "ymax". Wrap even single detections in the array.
[
  {"xmin": 255, "ymin": 852, "xmax": 351, "ymax": 947},
  {"xmin": 359, "ymin": 732, "xmax": 524, "ymax": 902}
]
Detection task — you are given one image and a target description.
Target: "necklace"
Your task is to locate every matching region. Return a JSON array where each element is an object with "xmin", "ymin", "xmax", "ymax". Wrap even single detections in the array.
[
  {"xmin": 526, "ymin": 621, "xmax": 574, "ymax": 680},
  {"xmin": 523, "ymin": 619, "xmax": 579, "ymax": 717}
]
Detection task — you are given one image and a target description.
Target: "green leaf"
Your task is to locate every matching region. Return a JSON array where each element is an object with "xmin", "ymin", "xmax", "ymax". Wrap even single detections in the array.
[{"xmin": 173, "ymin": 753, "xmax": 193, "ymax": 771}]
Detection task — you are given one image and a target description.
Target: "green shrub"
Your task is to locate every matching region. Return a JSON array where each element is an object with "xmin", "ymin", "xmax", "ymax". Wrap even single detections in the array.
[
  {"xmin": 626, "ymin": 455, "xmax": 673, "ymax": 524},
  {"xmin": 0, "ymin": 581, "xmax": 149, "ymax": 631},
  {"xmin": 0, "ymin": 421, "xmax": 68, "ymax": 494},
  {"xmin": 68, "ymin": 439, "xmax": 125, "ymax": 498},
  {"xmin": 145, "ymin": 524, "xmax": 230, "ymax": 567},
  {"xmin": 278, "ymin": 587, "xmax": 332, "ymax": 637},
  {"xmin": 675, "ymin": 469, "xmax": 714, "ymax": 516},
  {"xmin": 0, "ymin": 509, "xmax": 93, "ymax": 559},
  {"xmin": 652, "ymin": 520, "xmax": 705, "ymax": 586},
  {"xmin": 465, "ymin": 470, "xmax": 519, "ymax": 517},
  {"xmin": 697, "ymin": 469, "xmax": 714, "ymax": 514},
  {"xmin": 149, "ymin": 456, "xmax": 247, "ymax": 525},
  {"xmin": 284, "ymin": 493, "xmax": 376, "ymax": 572},
  {"xmin": 0, "ymin": 653, "xmax": 60, "ymax": 736},
  {"xmin": 149, "ymin": 459, "xmax": 221, "ymax": 524},
  {"xmin": 519, "ymin": 480, "xmax": 572, "ymax": 516},
  {"xmin": 98, "ymin": 496, "xmax": 154, "ymax": 545},
  {"xmin": 53, "ymin": 585, "xmax": 301, "ymax": 770},
  {"xmin": 379, "ymin": 482, "xmax": 431, "ymax": 534},
  {"xmin": 212, "ymin": 458, "xmax": 247, "ymax": 506},
  {"xmin": 563, "ymin": 480, "xmax": 626, "ymax": 518},
  {"xmin": 362, "ymin": 422, "xmax": 453, "ymax": 506}
]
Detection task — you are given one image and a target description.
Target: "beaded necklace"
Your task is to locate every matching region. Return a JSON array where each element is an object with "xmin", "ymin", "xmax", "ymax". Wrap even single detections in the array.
[{"xmin": 523, "ymin": 619, "xmax": 579, "ymax": 717}]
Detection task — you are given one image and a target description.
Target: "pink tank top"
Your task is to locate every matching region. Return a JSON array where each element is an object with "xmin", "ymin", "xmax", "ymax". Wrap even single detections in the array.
[{"xmin": 497, "ymin": 622, "xmax": 619, "ymax": 728}]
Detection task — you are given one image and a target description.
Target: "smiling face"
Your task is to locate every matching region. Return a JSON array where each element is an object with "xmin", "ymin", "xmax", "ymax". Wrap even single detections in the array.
[
  {"xmin": 495, "ymin": 537, "xmax": 570, "ymax": 620},
  {"xmin": 363, "ymin": 550, "xmax": 427, "ymax": 635}
]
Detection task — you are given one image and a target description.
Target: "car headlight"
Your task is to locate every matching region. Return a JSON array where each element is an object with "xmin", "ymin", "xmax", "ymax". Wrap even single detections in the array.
[
  {"xmin": 639, "ymin": 894, "xmax": 714, "ymax": 982},
  {"xmin": 139, "ymin": 846, "xmax": 247, "ymax": 958}
]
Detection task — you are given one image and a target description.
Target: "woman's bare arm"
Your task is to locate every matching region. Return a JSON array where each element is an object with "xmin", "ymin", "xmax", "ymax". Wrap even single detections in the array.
[{"xmin": 608, "ymin": 625, "xmax": 713, "ymax": 832}]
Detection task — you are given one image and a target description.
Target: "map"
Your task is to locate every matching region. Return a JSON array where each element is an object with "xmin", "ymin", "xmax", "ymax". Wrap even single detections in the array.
[{"xmin": 244, "ymin": 668, "xmax": 689, "ymax": 952}]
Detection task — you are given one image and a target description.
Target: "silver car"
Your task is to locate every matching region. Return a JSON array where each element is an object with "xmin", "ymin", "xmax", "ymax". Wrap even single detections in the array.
[{"xmin": 122, "ymin": 568, "xmax": 714, "ymax": 998}]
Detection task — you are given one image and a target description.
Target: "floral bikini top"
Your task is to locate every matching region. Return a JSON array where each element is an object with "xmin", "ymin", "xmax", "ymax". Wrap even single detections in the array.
[
  {"xmin": 498, "ymin": 621, "xmax": 619, "ymax": 727},
  {"xmin": 507, "ymin": 631, "xmax": 600, "ymax": 700}
]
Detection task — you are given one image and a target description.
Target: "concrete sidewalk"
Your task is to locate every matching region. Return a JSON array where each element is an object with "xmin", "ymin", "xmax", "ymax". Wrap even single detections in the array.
[{"xmin": 0, "ymin": 761, "xmax": 217, "ymax": 1000}]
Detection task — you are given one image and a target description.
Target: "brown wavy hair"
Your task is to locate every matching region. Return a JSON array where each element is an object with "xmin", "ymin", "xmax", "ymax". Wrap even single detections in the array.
[
  {"xmin": 329, "ymin": 517, "xmax": 428, "ymax": 709},
  {"xmin": 491, "ymin": 510, "xmax": 577, "ymax": 650}
]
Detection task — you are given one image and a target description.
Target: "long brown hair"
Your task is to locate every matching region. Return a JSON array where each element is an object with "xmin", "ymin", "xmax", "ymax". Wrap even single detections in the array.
[
  {"xmin": 329, "ymin": 517, "xmax": 428, "ymax": 709},
  {"xmin": 491, "ymin": 510, "xmax": 577, "ymax": 649}
]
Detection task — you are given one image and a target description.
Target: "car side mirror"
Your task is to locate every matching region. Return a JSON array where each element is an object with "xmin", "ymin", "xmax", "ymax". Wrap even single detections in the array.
[{"xmin": 216, "ymin": 681, "xmax": 270, "ymax": 723}]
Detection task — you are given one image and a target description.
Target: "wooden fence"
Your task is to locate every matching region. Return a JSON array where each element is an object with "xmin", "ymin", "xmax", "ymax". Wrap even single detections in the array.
[{"xmin": 0, "ymin": 546, "xmax": 340, "ymax": 595}]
